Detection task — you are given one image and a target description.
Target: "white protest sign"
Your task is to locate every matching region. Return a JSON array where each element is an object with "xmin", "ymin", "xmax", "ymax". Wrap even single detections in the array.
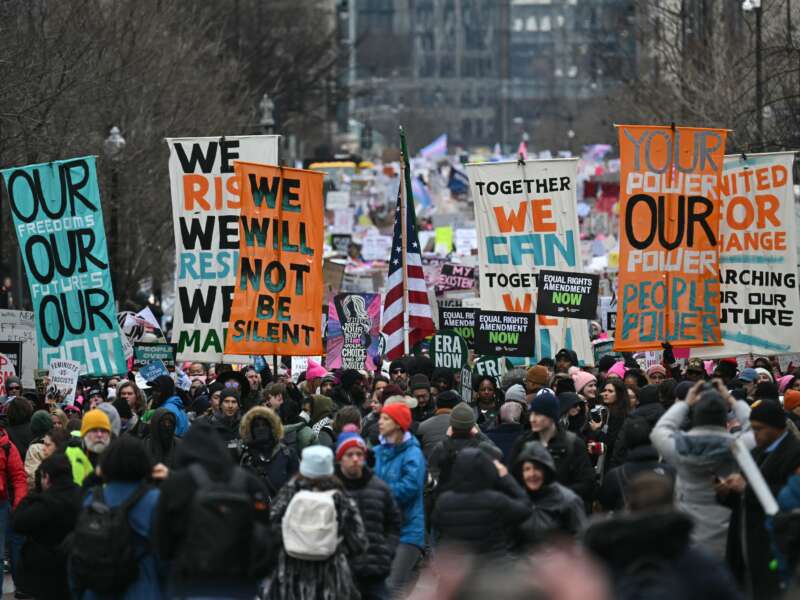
[
  {"xmin": 291, "ymin": 355, "xmax": 321, "ymax": 383},
  {"xmin": 0, "ymin": 310, "xmax": 36, "ymax": 389},
  {"xmin": 361, "ymin": 234, "xmax": 393, "ymax": 261},
  {"xmin": 48, "ymin": 359, "xmax": 81, "ymax": 405},
  {"xmin": 0, "ymin": 355, "xmax": 16, "ymax": 396},
  {"xmin": 332, "ymin": 208, "xmax": 355, "ymax": 234},
  {"xmin": 326, "ymin": 190, "xmax": 350, "ymax": 210},
  {"xmin": 454, "ymin": 228, "xmax": 478, "ymax": 256}
]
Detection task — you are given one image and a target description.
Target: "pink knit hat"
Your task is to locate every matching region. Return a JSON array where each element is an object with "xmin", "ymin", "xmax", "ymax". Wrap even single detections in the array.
[
  {"xmin": 779, "ymin": 375, "xmax": 795, "ymax": 394},
  {"xmin": 305, "ymin": 358, "xmax": 328, "ymax": 380},
  {"xmin": 572, "ymin": 370, "xmax": 597, "ymax": 394},
  {"xmin": 607, "ymin": 361, "xmax": 627, "ymax": 380}
]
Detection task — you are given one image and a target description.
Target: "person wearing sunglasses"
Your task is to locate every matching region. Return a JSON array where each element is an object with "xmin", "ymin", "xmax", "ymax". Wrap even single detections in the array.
[
  {"xmin": 2, "ymin": 377, "xmax": 23, "ymax": 402},
  {"xmin": 389, "ymin": 359, "xmax": 409, "ymax": 391}
]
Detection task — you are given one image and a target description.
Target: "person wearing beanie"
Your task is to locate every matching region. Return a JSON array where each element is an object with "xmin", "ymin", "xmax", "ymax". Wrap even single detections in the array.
[
  {"xmin": 65, "ymin": 409, "xmax": 113, "ymax": 486},
  {"xmin": 23, "ymin": 410, "xmax": 53, "ymax": 491},
  {"xmin": 389, "ymin": 359, "xmax": 409, "ymax": 391},
  {"xmin": 408, "ymin": 374, "xmax": 435, "ymax": 422},
  {"xmin": 607, "ymin": 361, "xmax": 627, "ymax": 381},
  {"xmin": 645, "ymin": 364, "xmax": 667, "ymax": 385},
  {"xmin": 331, "ymin": 370, "xmax": 367, "ymax": 412},
  {"xmin": 507, "ymin": 389, "xmax": 596, "ymax": 507},
  {"xmin": 717, "ymin": 397, "xmax": 800, "ymax": 598},
  {"xmin": 415, "ymin": 390, "xmax": 463, "ymax": 458},
  {"xmin": 504, "ymin": 384, "xmax": 527, "ymax": 406},
  {"xmin": 335, "ymin": 431, "xmax": 401, "ymax": 599},
  {"xmin": 486, "ymin": 401, "xmax": 525, "ymax": 464},
  {"xmin": 525, "ymin": 366, "xmax": 550, "ymax": 399},
  {"xmin": 554, "ymin": 348, "xmax": 578, "ymax": 374},
  {"xmin": 754, "ymin": 381, "xmax": 780, "ymax": 404},
  {"xmin": 149, "ymin": 374, "xmax": 189, "ymax": 438},
  {"xmin": 373, "ymin": 401, "xmax": 426, "ymax": 596},
  {"xmin": 650, "ymin": 381, "xmax": 751, "ymax": 559},
  {"xmin": 596, "ymin": 355, "xmax": 617, "ymax": 377},
  {"xmin": 755, "ymin": 367, "xmax": 774, "ymax": 384},
  {"xmin": 784, "ymin": 389, "xmax": 800, "ymax": 427},
  {"xmin": 304, "ymin": 358, "xmax": 329, "ymax": 396},
  {"xmin": 199, "ymin": 388, "xmax": 244, "ymax": 462},
  {"xmin": 571, "ymin": 370, "xmax": 597, "ymax": 402}
]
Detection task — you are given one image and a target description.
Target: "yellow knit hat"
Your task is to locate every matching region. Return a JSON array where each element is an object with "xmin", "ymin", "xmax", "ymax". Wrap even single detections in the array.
[{"xmin": 80, "ymin": 409, "xmax": 112, "ymax": 437}]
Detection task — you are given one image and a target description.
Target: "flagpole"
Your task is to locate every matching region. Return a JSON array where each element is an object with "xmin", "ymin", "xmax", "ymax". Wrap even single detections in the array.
[{"xmin": 399, "ymin": 126, "xmax": 411, "ymax": 355}]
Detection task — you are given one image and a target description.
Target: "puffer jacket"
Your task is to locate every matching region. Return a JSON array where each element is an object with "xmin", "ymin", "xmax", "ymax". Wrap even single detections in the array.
[
  {"xmin": 432, "ymin": 447, "xmax": 531, "ymax": 557},
  {"xmin": 650, "ymin": 399, "xmax": 751, "ymax": 558},
  {"xmin": 239, "ymin": 407, "xmax": 299, "ymax": 499},
  {"xmin": 337, "ymin": 465, "xmax": 401, "ymax": 579},
  {"xmin": 0, "ymin": 428, "xmax": 28, "ymax": 508},
  {"xmin": 373, "ymin": 433, "xmax": 426, "ymax": 548}
]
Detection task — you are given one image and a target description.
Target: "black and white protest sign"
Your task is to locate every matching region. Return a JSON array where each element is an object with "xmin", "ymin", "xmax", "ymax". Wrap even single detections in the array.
[{"xmin": 536, "ymin": 270, "xmax": 599, "ymax": 319}]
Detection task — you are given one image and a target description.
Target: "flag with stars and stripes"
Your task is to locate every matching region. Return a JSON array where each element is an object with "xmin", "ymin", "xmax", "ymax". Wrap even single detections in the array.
[{"xmin": 381, "ymin": 180, "xmax": 435, "ymax": 359}]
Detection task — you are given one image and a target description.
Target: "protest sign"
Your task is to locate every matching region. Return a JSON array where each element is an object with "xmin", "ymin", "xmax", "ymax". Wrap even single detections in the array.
[
  {"xmin": 0, "ymin": 310, "xmax": 35, "ymax": 388},
  {"xmin": 133, "ymin": 343, "xmax": 176, "ymax": 369},
  {"xmin": 431, "ymin": 331, "xmax": 468, "ymax": 370},
  {"xmin": 473, "ymin": 355, "xmax": 512, "ymax": 386},
  {"xmin": 454, "ymin": 228, "xmax": 478, "ymax": 256},
  {"xmin": 468, "ymin": 159, "xmax": 593, "ymax": 364},
  {"xmin": 615, "ymin": 125, "xmax": 727, "ymax": 351},
  {"xmin": 225, "ymin": 162, "xmax": 324, "ymax": 356},
  {"xmin": 48, "ymin": 358, "xmax": 81, "ymax": 405},
  {"xmin": 475, "ymin": 310, "xmax": 536, "ymax": 357},
  {"xmin": 326, "ymin": 190, "xmax": 350, "ymax": 210},
  {"xmin": 435, "ymin": 263, "xmax": 476, "ymax": 295},
  {"xmin": 361, "ymin": 233, "xmax": 393, "ymax": 261},
  {"xmin": 460, "ymin": 365, "xmax": 473, "ymax": 404},
  {"xmin": 139, "ymin": 360, "xmax": 169, "ymax": 382},
  {"xmin": 331, "ymin": 234, "xmax": 352, "ymax": 253},
  {"xmin": 332, "ymin": 208, "xmax": 354, "ymax": 234},
  {"xmin": 326, "ymin": 293, "xmax": 382, "ymax": 370},
  {"xmin": 592, "ymin": 338, "xmax": 619, "ymax": 365},
  {"xmin": 167, "ymin": 135, "xmax": 279, "ymax": 362},
  {"xmin": 598, "ymin": 296, "xmax": 617, "ymax": 332},
  {"xmin": 291, "ymin": 356, "xmax": 322, "ymax": 382},
  {"xmin": 536, "ymin": 270, "xmax": 599, "ymax": 319},
  {"xmin": 439, "ymin": 307, "xmax": 476, "ymax": 348},
  {"xmin": 691, "ymin": 152, "xmax": 800, "ymax": 358},
  {"xmin": 0, "ymin": 354, "xmax": 16, "ymax": 396},
  {"xmin": 434, "ymin": 226, "xmax": 454, "ymax": 254},
  {"xmin": 2, "ymin": 157, "xmax": 126, "ymax": 375}
]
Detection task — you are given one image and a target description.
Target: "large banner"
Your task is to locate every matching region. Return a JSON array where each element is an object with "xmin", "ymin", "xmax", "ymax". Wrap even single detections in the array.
[
  {"xmin": 224, "ymin": 162, "xmax": 324, "ymax": 356},
  {"xmin": 615, "ymin": 125, "xmax": 727, "ymax": 351},
  {"xmin": 326, "ymin": 293, "xmax": 382, "ymax": 370},
  {"xmin": 693, "ymin": 152, "xmax": 800, "ymax": 358},
  {"xmin": 167, "ymin": 135, "xmax": 279, "ymax": 362},
  {"xmin": 2, "ymin": 157, "xmax": 126, "ymax": 375},
  {"xmin": 468, "ymin": 159, "xmax": 593, "ymax": 364}
]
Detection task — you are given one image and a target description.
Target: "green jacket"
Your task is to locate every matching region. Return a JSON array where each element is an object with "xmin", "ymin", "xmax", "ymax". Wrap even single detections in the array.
[{"xmin": 282, "ymin": 421, "xmax": 317, "ymax": 453}]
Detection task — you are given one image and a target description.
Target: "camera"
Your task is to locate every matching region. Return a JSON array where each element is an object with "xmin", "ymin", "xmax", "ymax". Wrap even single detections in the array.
[{"xmin": 589, "ymin": 405, "xmax": 607, "ymax": 423}]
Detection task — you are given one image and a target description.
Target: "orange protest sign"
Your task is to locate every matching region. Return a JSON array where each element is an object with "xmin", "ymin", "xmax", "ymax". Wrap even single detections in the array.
[
  {"xmin": 224, "ymin": 162, "xmax": 324, "ymax": 356},
  {"xmin": 614, "ymin": 125, "xmax": 727, "ymax": 351}
]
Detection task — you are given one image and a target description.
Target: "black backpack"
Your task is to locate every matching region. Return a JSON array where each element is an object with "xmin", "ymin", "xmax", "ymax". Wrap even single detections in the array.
[
  {"xmin": 174, "ymin": 464, "xmax": 269, "ymax": 578},
  {"xmin": 616, "ymin": 557, "xmax": 684, "ymax": 600},
  {"xmin": 69, "ymin": 484, "xmax": 150, "ymax": 594}
]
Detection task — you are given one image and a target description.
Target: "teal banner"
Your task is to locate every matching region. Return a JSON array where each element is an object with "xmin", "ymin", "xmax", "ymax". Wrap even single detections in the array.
[{"xmin": 2, "ymin": 156, "xmax": 126, "ymax": 375}]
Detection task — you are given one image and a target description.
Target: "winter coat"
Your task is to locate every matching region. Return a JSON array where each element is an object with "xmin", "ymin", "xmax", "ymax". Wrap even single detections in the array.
[
  {"xmin": 337, "ymin": 465, "xmax": 401, "ymax": 580},
  {"xmin": 144, "ymin": 408, "xmax": 181, "ymax": 468},
  {"xmin": 412, "ymin": 403, "xmax": 436, "ymax": 424},
  {"xmin": 0, "ymin": 428, "xmax": 27, "ymax": 508},
  {"xmin": 282, "ymin": 421, "xmax": 316, "ymax": 454},
  {"xmin": 432, "ymin": 447, "xmax": 530, "ymax": 557},
  {"xmin": 24, "ymin": 439, "xmax": 47, "ymax": 490},
  {"xmin": 198, "ymin": 411, "xmax": 242, "ymax": 461},
  {"xmin": 584, "ymin": 510, "xmax": 742, "ymax": 600},
  {"xmin": 486, "ymin": 422, "xmax": 524, "ymax": 465},
  {"xmin": 415, "ymin": 411, "xmax": 451, "ymax": 458},
  {"xmin": 650, "ymin": 400, "xmax": 750, "ymax": 558},
  {"xmin": 267, "ymin": 477, "xmax": 368, "ymax": 600},
  {"xmin": 512, "ymin": 442, "xmax": 586, "ymax": 548},
  {"xmin": 609, "ymin": 402, "xmax": 665, "ymax": 468},
  {"xmin": 585, "ymin": 412, "xmax": 626, "ymax": 474},
  {"xmin": 428, "ymin": 433, "xmax": 500, "ymax": 492},
  {"xmin": 161, "ymin": 395, "xmax": 189, "ymax": 437},
  {"xmin": 374, "ymin": 432, "xmax": 427, "ymax": 548},
  {"xmin": 598, "ymin": 445, "xmax": 676, "ymax": 512},
  {"xmin": 508, "ymin": 429, "xmax": 596, "ymax": 506},
  {"xmin": 74, "ymin": 481, "xmax": 164, "ymax": 600},
  {"xmin": 12, "ymin": 478, "xmax": 82, "ymax": 600},
  {"xmin": 239, "ymin": 406, "xmax": 299, "ymax": 499},
  {"xmin": 722, "ymin": 432, "xmax": 800, "ymax": 599}
]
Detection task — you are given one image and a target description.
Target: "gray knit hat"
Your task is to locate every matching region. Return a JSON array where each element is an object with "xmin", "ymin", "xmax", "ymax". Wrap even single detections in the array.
[
  {"xmin": 300, "ymin": 445, "xmax": 334, "ymax": 478},
  {"xmin": 450, "ymin": 402, "xmax": 476, "ymax": 432}
]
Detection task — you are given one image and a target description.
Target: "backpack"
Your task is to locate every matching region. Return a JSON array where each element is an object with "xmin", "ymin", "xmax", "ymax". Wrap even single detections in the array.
[
  {"xmin": 174, "ymin": 464, "xmax": 260, "ymax": 578},
  {"xmin": 615, "ymin": 557, "xmax": 684, "ymax": 600},
  {"xmin": 281, "ymin": 489, "xmax": 340, "ymax": 560},
  {"xmin": 69, "ymin": 484, "xmax": 150, "ymax": 594}
]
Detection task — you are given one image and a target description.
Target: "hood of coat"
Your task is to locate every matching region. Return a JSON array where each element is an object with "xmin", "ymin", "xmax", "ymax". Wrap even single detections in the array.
[
  {"xmin": 514, "ymin": 440, "xmax": 557, "ymax": 485},
  {"xmin": 673, "ymin": 431, "xmax": 733, "ymax": 468},
  {"xmin": 311, "ymin": 394, "xmax": 335, "ymax": 424},
  {"xmin": 451, "ymin": 447, "xmax": 499, "ymax": 493},
  {"xmin": 239, "ymin": 406, "xmax": 283, "ymax": 443}
]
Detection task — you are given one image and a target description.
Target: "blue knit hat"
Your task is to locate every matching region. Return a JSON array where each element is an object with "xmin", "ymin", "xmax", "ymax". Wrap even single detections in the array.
[
  {"xmin": 300, "ymin": 445, "xmax": 334, "ymax": 478},
  {"xmin": 335, "ymin": 431, "xmax": 367, "ymax": 461},
  {"xmin": 530, "ymin": 389, "xmax": 560, "ymax": 423}
]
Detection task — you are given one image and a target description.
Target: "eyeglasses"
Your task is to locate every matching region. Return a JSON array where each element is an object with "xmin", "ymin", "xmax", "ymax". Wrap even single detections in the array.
[
  {"xmin": 391, "ymin": 368, "xmax": 405, "ymax": 374},
  {"xmin": 7, "ymin": 385, "xmax": 21, "ymax": 392}
]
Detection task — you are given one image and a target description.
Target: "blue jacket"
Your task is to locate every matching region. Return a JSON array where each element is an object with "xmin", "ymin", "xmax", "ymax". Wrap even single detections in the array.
[
  {"xmin": 162, "ymin": 396, "xmax": 189, "ymax": 437},
  {"xmin": 374, "ymin": 433, "xmax": 426, "ymax": 548},
  {"xmin": 75, "ymin": 481, "xmax": 164, "ymax": 600}
]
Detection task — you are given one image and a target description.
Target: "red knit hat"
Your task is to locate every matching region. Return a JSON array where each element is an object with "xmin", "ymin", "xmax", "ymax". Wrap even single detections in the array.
[
  {"xmin": 784, "ymin": 389, "xmax": 800, "ymax": 412},
  {"xmin": 381, "ymin": 403, "xmax": 412, "ymax": 432}
]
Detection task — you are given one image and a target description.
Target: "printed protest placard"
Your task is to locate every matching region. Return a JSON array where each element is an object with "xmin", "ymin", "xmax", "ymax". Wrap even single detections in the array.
[
  {"xmin": 361, "ymin": 233, "xmax": 393, "ymax": 261},
  {"xmin": 473, "ymin": 355, "xmax": 512, "ymax": 386},
  {"xmin": 133, "ymin": 343, "xmax": 176, "ymax": 369},
  {"xmin": 598, "ymin": 296, "xmax": 617, "ymax": 332},
  {"xmin": 438, "ymin": 307, "xmax": 476, "ymax": 348},
  {"xmin": 431, "ymin": 331, "xmax": 468, "ymax": 370},
  {"xmin": 139, "ymin": 360, "xmax": 169, "ymax": 382},
  {"xmin": 0, "ymin": 354, "xmax": 16, "ymax": 396},
  {"xmin": 536, "ymin": 270, "xmax": 599, "ymax": 319},
  {"xmin": 691, "ymin": 152, "xmax": 800, "ymax": 358},
  {"xmin": 0, "ymin": 310, "xmax": 35, "ymax": 388},
  {"xmin": 460, "ymin": 365, "xmax": 472, "ymax": 403},
  {"xmin": 326, "ymin": 293, "xmax": 382, "ymax": 370},
  {"xmin": 468, "ymin": 159, "xmax": 593, "ymax": 363},
  {"xmin": 2, "ymin": 157, "xmax": 126, "ymax": 375},
  {"xmin": 224, "ymin": 162, "xmax": 324, "ymax": 356},
  {"xmin": 291, "ymin": 356, "xmax": 322, "ymax": 382},
  {"xmin": 435, "ymin": 263, "xmax": 476, "ymax": 295},
  {"xmin": 167, "ymin": 135, "xmax": 279, "ymax": 362},
  {"xmin": 48, "ymin": 358, "xmax": 81, "ymax": 405},
  {"xmin": 474, "ymin": 310, "xmax": 535, "ymax": 357},
  {"xmin": 326, "ymin": 190, "xmax": 350, "ymax": 210},
  {"xmin": 615, "ymin": 125, "xmax": 727, "ymax": 351},
  {"xmin": 331, "ymin": 234, "xmax": 352, "ymax": 253}
]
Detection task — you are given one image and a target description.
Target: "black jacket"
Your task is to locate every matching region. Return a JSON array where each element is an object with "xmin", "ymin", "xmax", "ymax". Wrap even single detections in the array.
[
  {"xmin": 238, "ymin": 406, "xmax": 299, "ymax": 499},
  {"xmin": 432, "ymin": 448, "xmax": 531, "ymax": 558},
  {"xmin": 508, "ymin": 429, "xmax": 596, "ymax": 505},
  {"xmin": 609, "ymin": 401, "xmax": 665, "ymax": 469},
  {"xmin": 337, "ymin": 465, "xmax": 401, "ymax": 580},
  {"xmin": 144, "ymin": 407, "xmax": 181, "ymax": 468},
  {"xmin": 585, "ymin": 510, "xmax": 742, "ymax": 600},
  {"xmin": 12, "ymin": 479, "xmax": 82, "ymax": 599},
  {"xmin": 7, "ymin": 421, "xmax": 32, "ymax": 461},
  {"xmin": 486, "ymin": 423, "xmax": 523, "ymax": 465},
  {"xmin": 598, "ymin": 445, "xmax": 675, "ymax": 511}
]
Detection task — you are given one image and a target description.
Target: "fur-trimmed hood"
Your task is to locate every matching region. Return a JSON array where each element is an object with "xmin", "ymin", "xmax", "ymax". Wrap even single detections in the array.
[{"xmin": 239, "ymin": 405, "xmax": 283, "ymax": 442}]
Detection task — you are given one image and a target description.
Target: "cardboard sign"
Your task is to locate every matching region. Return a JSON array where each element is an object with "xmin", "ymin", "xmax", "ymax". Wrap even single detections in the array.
[
  {"xmin": 133, "ymin": 343, "xmax": 177, "ymax": 368},
  {"xmin": 430, "ymin": 331, "xmax": 468, "ymax": 371},
  {"xmin": 0, "ymin": 310, "xmax": 36, "ymax": 388},
  {"xmin": 326, "ymin": 293, "xmax": 382, "ymax": 370},
  {"xmin": 2, "ymin": 157, "xmax": 126, "ymax": 375},
  {"xmin": 536, "ymin": 270, "xmax": 599, "ymax": 319},
  {"xmin": 139, "ymin": 360, "xmax": 169, "ymax": 382},
  {"xmin": 0, "ymin": 354, "xmax": 17, "ymax": 396},
  {"xmin": 438, "ymin": 307, "xmax": 476, "ymax": 348},
  {"xmin": 615, "ymin": 125, "xmax": 727, "ymax": 351},
  {"xmin": 167, "ymin": 135, "xmax": 279, "ymax": 362},
  {"xmin": 48, "ymin": 358, "xmax": 81, "ymax": 405},
  {"xmin": 475, "ymin": 310, "xmax": 536, "ymax": 357},
  {"xmin": 436, "ymin": 263, "xmax": 476, "ymax": 295},
  {"xmin": 225, "ymin": 162, "xmax": 325, "ymax": 356},
  {"xmin": 692, "ymin": 153, "xmax": 800, "ymax": 358}
]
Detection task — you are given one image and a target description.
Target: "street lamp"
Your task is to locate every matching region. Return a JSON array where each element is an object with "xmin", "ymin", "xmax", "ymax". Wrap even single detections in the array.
[
  {"xmin": 104, "ymin": 126, "xmax": 125, "ymax": 302},
  {"xmin": 742, "ymin": 0, "xmax": 763, "ymax": 149}
]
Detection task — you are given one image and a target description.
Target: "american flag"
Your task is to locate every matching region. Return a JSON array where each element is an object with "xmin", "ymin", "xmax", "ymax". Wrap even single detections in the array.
[{"xmin": 382, "ymin": 178, "xmax": 435, "ymax": 360}]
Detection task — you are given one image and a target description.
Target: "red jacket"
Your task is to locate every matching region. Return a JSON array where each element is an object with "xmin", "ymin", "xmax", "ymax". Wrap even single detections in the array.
[{"xmin": 0, "ymin": 430, "xmax": 27, "ymax": 509}]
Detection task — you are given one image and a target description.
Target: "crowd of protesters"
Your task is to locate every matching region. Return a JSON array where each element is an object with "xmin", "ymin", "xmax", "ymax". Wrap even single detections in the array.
[{"xmin": 1, "ymin": 347, "xmax": 800, "ymax": 599}]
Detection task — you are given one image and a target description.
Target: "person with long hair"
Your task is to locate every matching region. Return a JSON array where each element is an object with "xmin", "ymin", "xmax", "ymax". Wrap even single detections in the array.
[{"xmin": 587, "ymin": 379, "xmax": 630, "ymax": 475}]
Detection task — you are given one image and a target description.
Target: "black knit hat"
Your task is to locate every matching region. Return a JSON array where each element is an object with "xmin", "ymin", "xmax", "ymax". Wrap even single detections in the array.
[
  {"xmin": 690, "ymin": 392, "xmax": 727, "ymax": 429},
  {"xmin": 750, "ymin": 399, "xmax": 786, "ymax": 429}
]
